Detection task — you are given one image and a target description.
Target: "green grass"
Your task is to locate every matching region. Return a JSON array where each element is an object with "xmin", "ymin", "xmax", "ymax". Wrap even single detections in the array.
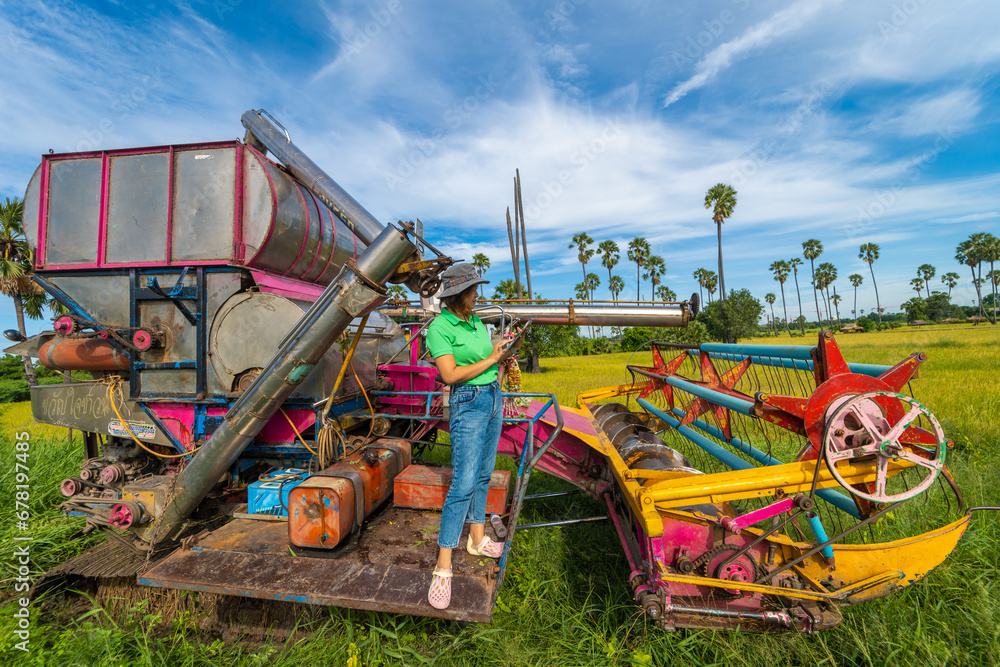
[{"xmin": 2, "ymin": 327, "xmax": 1000, "ymax": 665}]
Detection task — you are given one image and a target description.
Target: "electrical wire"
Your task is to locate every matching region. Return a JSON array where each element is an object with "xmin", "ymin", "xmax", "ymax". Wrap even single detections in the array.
[
  {"xmin": 278, "ymin": 407, "xmax": 320, "ymax": 457},
  {"xmin": 351, "ymin": 358, "xmax": 376, "ymax": 443},
  {"xmin": 107, "ymin": 378, "xmax": 199, "ymax": 459}
]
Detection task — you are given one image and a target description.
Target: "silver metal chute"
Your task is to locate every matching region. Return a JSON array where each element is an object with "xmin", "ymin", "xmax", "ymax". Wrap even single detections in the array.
[
  {"xmin": 476, "ymin": 303, "xmax": 691, "ymax": 327},
  {"xmin": 241, "ymin": 109, "xmax": 384, "ymax": 246}
]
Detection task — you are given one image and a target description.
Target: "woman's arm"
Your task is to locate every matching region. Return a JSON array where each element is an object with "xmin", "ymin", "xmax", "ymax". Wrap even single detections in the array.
[{"xmin": 434, "ymin": 339, "xmax": 507, "ymax": 385}]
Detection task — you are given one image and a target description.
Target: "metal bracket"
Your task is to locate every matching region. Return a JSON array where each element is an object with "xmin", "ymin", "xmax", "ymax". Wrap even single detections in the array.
[{"xmin": 147, "ymin": 269, "xmax": 198, "ymax": 325}]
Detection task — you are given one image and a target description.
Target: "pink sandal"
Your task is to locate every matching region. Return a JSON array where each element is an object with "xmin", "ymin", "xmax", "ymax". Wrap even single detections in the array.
[
  {"xmin": 467, "ymin": 535, "xmax": 503, "ymax": 558},
  {"xmin": 428, "ymin": 567, "xmax": 452, "ymax": 609}
]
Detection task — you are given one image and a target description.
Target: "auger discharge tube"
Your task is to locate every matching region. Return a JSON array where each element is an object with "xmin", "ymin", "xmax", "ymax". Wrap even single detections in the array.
[
  {"xmin": 476, "ymin": 303, "xmax": 689, "ymax": 327},
  {"xmin": 142, "ymin": 225, "xmax": 415, "ymax": 543},
  {"xmin": 241, "ymin": 109, "xmax": 384, "ymax": 246}
]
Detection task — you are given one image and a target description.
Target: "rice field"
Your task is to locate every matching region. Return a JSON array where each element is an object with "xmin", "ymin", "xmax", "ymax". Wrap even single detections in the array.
[{"xmin": 0, "ymin": 325, "xmax": 998, "ymax": 666}]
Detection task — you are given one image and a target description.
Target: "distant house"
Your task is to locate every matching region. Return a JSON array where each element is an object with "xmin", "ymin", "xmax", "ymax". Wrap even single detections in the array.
[
  {"xmin": 839, "ymin": 323, "xmax": 863, "ymax": 333},
  {"xmin": 908, "ymin": 320, "xmax": 932, "ymax": 327}
]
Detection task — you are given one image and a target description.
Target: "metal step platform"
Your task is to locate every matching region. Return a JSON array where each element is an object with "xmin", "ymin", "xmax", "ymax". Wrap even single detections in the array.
[{"xmin": 139, "ymin": 506, "xmax": 503, "ymax": 622}]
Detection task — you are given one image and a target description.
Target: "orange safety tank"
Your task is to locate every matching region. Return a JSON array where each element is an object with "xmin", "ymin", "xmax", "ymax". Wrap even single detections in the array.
[{"xmin": 288, "ymin": 439, "xmax": 412, "ymax": 549}]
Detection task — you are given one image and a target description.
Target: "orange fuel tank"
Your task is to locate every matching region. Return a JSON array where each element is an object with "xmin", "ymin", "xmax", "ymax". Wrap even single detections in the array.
[
  {"xmin": 288, "ymin": 438, "xmax": 412, "ymax": 549},
  {"xmin": 38, "ymin": 337, "xmax": 130, "ymax": 371}
]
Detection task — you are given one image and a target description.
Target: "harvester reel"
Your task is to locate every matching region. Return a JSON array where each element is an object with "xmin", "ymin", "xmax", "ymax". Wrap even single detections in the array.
[{"xmin": 822, "ymin": 391, "xmax": 946, "ymax": 504}]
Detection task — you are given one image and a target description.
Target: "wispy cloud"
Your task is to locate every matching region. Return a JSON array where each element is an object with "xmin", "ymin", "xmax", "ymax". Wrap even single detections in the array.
[{"xmin": 663, "ymin": 0, "xmax": 838, "ymax": 108}]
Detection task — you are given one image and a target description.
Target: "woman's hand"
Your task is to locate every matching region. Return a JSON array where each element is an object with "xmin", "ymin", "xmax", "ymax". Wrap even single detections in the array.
[{"xmin": 487, "ymin": 339, "xmax": 509, "ymax": 364}]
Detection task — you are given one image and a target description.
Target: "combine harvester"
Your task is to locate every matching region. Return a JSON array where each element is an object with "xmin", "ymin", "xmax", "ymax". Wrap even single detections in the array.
[{"xmin": 10, "ymin": 110, "xmax": 976, "ymax": 633}]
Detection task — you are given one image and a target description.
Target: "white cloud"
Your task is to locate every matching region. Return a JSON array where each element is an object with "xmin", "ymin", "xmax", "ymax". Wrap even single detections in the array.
[
  {"xmin": 871, "ymin": 88, "xmax": 983, "ymax": 137},
  {"xmin": 663, "ymin": 0, "xmax": 839, "ymax": 108}
]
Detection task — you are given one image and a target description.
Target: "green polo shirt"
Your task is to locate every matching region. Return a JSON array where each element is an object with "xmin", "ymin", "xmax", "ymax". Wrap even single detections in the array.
[{"xmin": 426, "ymin": 309, "xmax": 498, "ymax": 385}]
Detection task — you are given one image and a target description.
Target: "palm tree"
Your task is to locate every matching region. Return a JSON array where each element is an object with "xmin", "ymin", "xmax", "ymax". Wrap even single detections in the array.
[
  {"xmin": 941, "ymin": 272, "xmax": 960, "ymax": 298},
  {"xmin": 956, "ymin": 239, "xmax": 988, "ymax": 322},
  {"xmin": 858, "ymin": 243, "xmax": 882, "ymax": 324},
  {"xmin": 644, "ymin": 255, "xmax": 666, "ymax": 301},
  {"xmin": 789, "ymin": 257, "xmax": 805, "ymax": 334},
  {"xmin": 917, "ymin": 263, "xmax": 935, "ymax": 299},
  {"xmin": 818, "ymin": 262, "xmax": 838, "ymax": 328},
  {"xmin": 569, "ymin": 233, "xmax": 595, "ymax": 285},
  {"xmin": 769, "ymin": 260, "xmax": 791, "ymax": 336},
  {"xmin": 830, "ymin": 291, "xmax": 842, "ymax": 327},
  {"xmin": 704, "ymin": 271, "xmax": 718, "ymax": 303},
  {"xmin": 802, "ymin": 239, "xmax": 824, "ymax": 327},
  {"xmin": 584, "ymin": 272, "xmax": 601, "ymax": 302},
  {"xmin": 0, "ymin": 197, "xmax": 38, "ymax": 386},
  {"xmin": 848, "ymin": 274, "xmax": 863, "ymax": 319},
  {"xmin": 982, "ymin": 233, "xmax": 999, "ymax": 321},
  {"xmin": 493, "ymin": 279, "xmax": 525, "ymax": 301},
  {"xmin": 574, "ymin": 282, "xmax": 589, "ymax": 300},
  {"xmin": 704, "ymin": 183, "xmax": 737, "ymax": 302},
  {"xmin": 609, "ymin": 275, "xmax": 624, "ymax": 303},
  {"xmin": 692, "ymin": 268, "xmax": 707, "ymax": 304},
  {"xmin": 814, "ymin": 263, "xmax": 832, "ymax": 326},
  {"xmin": 657, "ymin": 285, "xmax": 676, "ymax": 302},
  {"xmin": 627, "ymin": 237, "xmax": 651, "ymax": 302},
  {"xmin": 764, "ymin": 292, "xmax": 777, "ymax": 335},
  {"xmin": 597, "ymin": 240, "xmax": 620, "ymax": 291},
  {"xmin": 910, "ymin": 278, "xmax": 924, "ymax": 297},
  {"xmin": 471, "ymin": 252, "xmax": 490, "ymax": 299}
]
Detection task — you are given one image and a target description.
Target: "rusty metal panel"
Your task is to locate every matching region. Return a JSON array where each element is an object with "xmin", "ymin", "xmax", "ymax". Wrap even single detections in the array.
[
  {"xmin": 139, "ymin": 509, "xmax": 500, "ymax": 622},
  {"xmin": 106, "ymin": 153, "xmax": 169, "ymax": 263},
  {"xmin": 394, "ymin": 466, "xmax": 510, "ymax": 516},
  {"xmin": 204, "ymin": 272, "xmax": 248, "ymax": 395},
  {"xmin": 171, "ymin": 148, "xmax": 236, "ymax": 261},
  {"xmin": 29, "ymin": 382, "xmax": 173, "ymax": 446},
  {"xmin": 46, "ymin": 158, "xmax": 102, "ymax": 265},
  {"xmin": 139, "ymin": 271, "xmax": 198, "ymax": 394},
  {"xmin": 49, "ymin": 275, "xmax": 130, "ymax": 327},
  {"xmin": 22, "ymin": 165, "xmax": 41, "ymax": 251}
]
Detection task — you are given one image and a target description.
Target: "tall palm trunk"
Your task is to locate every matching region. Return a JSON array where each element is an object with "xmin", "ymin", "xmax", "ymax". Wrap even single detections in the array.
[
  {"xmin": 991, "ymin": 259, "xmax": 998, "ymax": 324},
  {"xmin": 779, "ymin": 283, "xmax": 790, "ymax": 336},
  {"xmin": 853, "ymin": 286, "xmax": 858, "ymax": 322},
  {"xmin": 868, "ymin": 264, "xmax": 882, "ymax": 324},
  {"xmin": 636, "ymin": 263, "xmax": 641, "ymax": 302},
  {"xmin": 13, "ymin": 294, "xmax": 36, "ymax": 387},
  {"xmin": 716, "ymin": 221, "xmax": 727, "ymax": 302},
  {"xmin": 809, "ymin": 259, "xmax": 820, "ymax": 328},
  {"xmin": 792, "ymin": 271, "xmax": 805, "ymax": 334}
]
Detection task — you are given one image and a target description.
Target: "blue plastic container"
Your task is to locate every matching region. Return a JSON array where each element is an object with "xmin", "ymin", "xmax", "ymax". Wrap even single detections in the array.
[{"xmin": 247, "ymin": 469, "xmax": 308, "ymax": 516}]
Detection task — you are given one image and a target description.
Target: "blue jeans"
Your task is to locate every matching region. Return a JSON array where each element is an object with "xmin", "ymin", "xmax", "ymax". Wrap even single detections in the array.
[{"xmin": 438, "ymin": 381, "xmax": 503, "ymax": 549}]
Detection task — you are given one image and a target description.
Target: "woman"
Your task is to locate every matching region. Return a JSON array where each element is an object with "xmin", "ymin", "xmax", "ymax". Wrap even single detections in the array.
[{"xmin": 425, "ymin": 263, "xmax": 511, "ymax": 610}]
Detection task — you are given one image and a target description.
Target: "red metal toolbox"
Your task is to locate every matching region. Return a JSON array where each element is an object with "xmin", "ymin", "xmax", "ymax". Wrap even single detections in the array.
[{"xmin": 393, "ymin": 465, "xmax": 510, "ymax": 515}]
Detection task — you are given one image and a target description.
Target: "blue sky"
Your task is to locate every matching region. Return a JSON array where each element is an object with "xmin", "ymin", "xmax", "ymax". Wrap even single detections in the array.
[{"xmin": 2, "ymin": 0, "xmax": 999, "ymax": 338}]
